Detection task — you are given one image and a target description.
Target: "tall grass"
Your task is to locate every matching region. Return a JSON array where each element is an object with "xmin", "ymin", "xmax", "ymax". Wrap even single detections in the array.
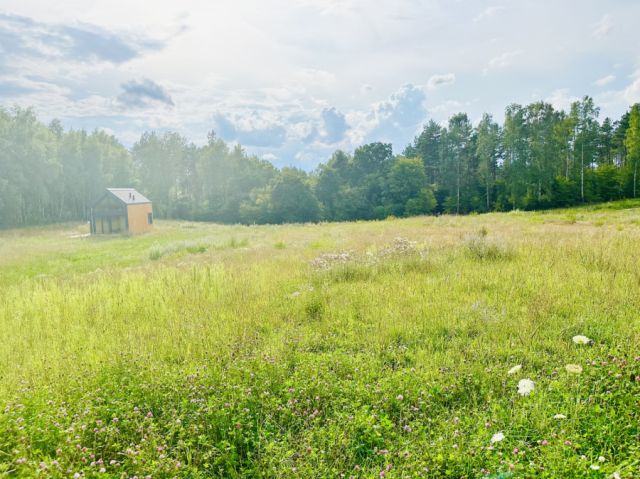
[{"xmin": 0, "ymin": 203, "xmax": 639, "ymax": 478}]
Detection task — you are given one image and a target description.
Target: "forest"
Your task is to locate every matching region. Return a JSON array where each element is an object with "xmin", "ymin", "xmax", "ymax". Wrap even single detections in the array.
[{"xmin": 1, "ymin": 96, "xmax": 639, "ymax": 228}]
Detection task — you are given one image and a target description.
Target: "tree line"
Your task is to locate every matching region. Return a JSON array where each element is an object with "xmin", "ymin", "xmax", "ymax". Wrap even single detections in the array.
[{"xmin": 1, "ymin": 96, "xmax": 639, "ymax": 228}]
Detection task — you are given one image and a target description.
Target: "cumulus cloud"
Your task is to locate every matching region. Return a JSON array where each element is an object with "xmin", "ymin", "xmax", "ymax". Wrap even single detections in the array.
[
  {"xmin": 358, "ymin": 83, "xmax": 427, "ymax": 149},
  {"xmin": 118, "ymin": 79, "xmax": 174, "ymax": 107},
  {"xmin": 427, "ymin": 73, "xmax": 456, "ymax": 90},
  {"xmin": 623, "ymin": 70, "xmax": 640, "ymax": 103},
  {"xmin": 0, "ymin": 13, "xmax": 163, "ymax": 64},
  {"xmin": 319, "ymin": 107, "xmax": 348, "ymax": 144},
  {"xmin": 213, "ymin": 112, "xmax": 287, "ymax": 148},
  {"xmin": 2, "ymin": 0, "xmax": 639, "ymax": 168}
]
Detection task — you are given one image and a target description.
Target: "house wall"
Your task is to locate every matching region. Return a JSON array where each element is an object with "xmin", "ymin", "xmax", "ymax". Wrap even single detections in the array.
[{"xmin": 127, "ymin": 203, "xmax": 153, "ymax": 234}]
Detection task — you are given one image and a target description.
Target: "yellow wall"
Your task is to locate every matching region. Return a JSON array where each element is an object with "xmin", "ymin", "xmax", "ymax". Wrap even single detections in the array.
[{"xmin": 127, "ymin": 203, "xmax": 153, "ymax": 234}]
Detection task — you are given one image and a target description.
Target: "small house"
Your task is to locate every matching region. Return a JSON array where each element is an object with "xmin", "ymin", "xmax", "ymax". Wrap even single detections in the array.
[{"xmin": 91, "ymin": 188, "xmax": 153, "ymax": 235}]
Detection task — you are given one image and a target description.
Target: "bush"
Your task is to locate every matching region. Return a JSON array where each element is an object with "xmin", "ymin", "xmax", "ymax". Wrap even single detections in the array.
[{"xmin": 463, "ymin": 230, "xmax": 513, "ymax": 260}]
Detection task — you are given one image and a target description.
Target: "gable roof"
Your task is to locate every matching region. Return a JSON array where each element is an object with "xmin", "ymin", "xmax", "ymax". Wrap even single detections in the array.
[{"xmin": 105, "ymin": 188, "xmax": 151, "ymax": 205}]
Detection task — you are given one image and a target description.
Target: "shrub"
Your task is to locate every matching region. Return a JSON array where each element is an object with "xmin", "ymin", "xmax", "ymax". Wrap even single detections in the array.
[{"xmin": 463, "ymin": 230, "xmax": 513, "ymax": 260}]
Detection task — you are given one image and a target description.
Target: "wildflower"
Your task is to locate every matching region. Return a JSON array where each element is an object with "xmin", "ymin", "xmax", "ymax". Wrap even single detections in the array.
[
  {"xmin": 396, "ymin": 394, "xmax": 404, "ymax": 401},
  {"xmin": 490, "ymin": 432, "xmax": 505, "ymax": 443},
  {"xmin": 512, "ymin": 448, "xmax": 519, "ymax": 455},
  {"xmin": 507, "ymin": 364, "xmax": 522, "ymax": 375},
  {"xmin": 590, "ymin": 464, "xmax": 600, "ymax": 470},
  {"xmin": 99, "ymin": 468, "xmax": 106, "ymax": 473},
  {"xmin": 610, "ymin": 472, "xmax": 621, "ymax": 479},
  {"xmin": 553, "ymin": 414, "xmax": 567, "ymax": 419},
  {"xmin": 564, "ymin": 440, "xmax": 572, "ymax": 446},
  {"xmin": 565, "ymin": 364, "xmax": 583, "ymax": 374},
  {"xmin": 16, "ymin": 458, "xmax": 27, "ymax": 465},
  {"xmin": 541, "ymin": 440, "xmax": 549, "ymax": 446},
  {"xmin": 517, "ymin": 378, "xmax": 535, "ymax": 396},
  {"xmin": 598, "ymin": 456, "xmax": 605, "ymax": 462},
  {"xmin": 572, "ymin": 335, "xmax": 591, "ymax": 345}
]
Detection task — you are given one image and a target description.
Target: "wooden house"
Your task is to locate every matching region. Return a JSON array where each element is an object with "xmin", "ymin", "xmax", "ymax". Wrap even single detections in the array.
[{"xmin": 90, "ymin": 188, "xmax": 153, "ymax": 235}]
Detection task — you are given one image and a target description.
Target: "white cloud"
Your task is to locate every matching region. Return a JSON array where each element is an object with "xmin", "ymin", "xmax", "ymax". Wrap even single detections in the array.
[
  {"xmin": 593, "ymin": 14, "xmax": 613, "ymax": 39},
  {"xmin": 361, "ymin": 83, "xmax": 374, "ymax": 94},
  {"xmin": 427, "ymin": 73, "xmax": 456, "ymax": 90},
  {"xmin": 348, "ymin": 84, "xmax": 427, "ymax": 149},
  {"xmin": 473, "ymin": 5, "xmax": 504, "ymax": 23},
  {"xmin": 594, "ymin": 74, "xmax": 615, "ymax": 87},
  {"xmin": 594, "ymin": 69, "xmax": 640, "ymax": 114},
  {"xmin": 488, "ymin": 50, "xmax": 523, "ymax": 69},
  {"xmin": 623, "ymin": 69, "xmax": 640, "ymax": 104},
  {"xmin": 319, "ymin": 107, "xmax": 348, "ymax": 144},
  {"xmin": 1, "ymin": 0, "xmax": 639, "ymax": 166},
  {"xmin": 546, "ymin": 88, "xmax": 578, "ymax": 112}
]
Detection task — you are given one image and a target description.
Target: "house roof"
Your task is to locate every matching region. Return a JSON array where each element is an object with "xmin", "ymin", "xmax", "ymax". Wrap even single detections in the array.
[{"xmin": 105, "ymin": 188, "xmax": 151, "ymax": 205}]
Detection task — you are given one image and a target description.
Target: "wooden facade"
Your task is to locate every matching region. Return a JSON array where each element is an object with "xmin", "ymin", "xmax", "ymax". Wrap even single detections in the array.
[{"xmin": 91, "ymin": 188, "xmax": 153, "ymax": 235}]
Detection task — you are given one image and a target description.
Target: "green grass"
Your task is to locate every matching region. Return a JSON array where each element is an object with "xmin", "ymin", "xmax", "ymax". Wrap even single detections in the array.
[{"xmin": 1, "ymin": 202, "xmax": 639, "ymax": 478}]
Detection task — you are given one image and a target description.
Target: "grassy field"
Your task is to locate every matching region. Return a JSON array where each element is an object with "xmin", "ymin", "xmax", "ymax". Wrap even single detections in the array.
[{"xmin": 1, "ymin": 202, "xmax": 639, "ymax": 478}]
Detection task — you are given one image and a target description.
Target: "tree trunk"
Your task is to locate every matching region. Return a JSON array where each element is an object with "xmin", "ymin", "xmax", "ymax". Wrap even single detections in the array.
[
  {"xmin": 456, "ymin": 159, "xmax": 460, "ymax": 215},
  {"xmin": 486, "ymin": 179, "xmax": 490, "ymax": 211},
  {"xmin": 581, "ymin": 143, "xmax": 584, "ymax": 201}
]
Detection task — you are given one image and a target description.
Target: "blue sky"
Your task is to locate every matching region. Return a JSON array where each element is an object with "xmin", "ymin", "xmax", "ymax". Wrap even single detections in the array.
[{"xmin": 1, "ymin": 0, "xmax": 639, "ymax": 168}]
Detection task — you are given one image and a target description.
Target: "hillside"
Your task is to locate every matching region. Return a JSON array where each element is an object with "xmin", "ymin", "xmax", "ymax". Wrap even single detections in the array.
[{"xmin": 1, "ymin": 202, "xmax": 639, "ymax": 478}]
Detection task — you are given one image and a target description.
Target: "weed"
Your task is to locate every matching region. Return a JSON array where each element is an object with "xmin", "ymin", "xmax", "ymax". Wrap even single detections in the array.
[
  {"xmin": 463, "ymin": 230, "xmax": 513, "ymax": 260},
  {"xmin": 1, "ymin": 202, "xmax": 639, "ymax": 478}
]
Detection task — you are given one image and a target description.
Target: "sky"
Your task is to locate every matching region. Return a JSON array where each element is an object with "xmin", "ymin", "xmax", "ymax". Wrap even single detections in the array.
[{"xmin": 1, "ymin": 0, "xmax": 639, "ymax": 168}]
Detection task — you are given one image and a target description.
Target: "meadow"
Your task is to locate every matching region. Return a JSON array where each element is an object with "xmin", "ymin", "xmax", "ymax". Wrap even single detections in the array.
[{"xmin": 0, "ymin": 202, "xmax": 639, "ymax": 478}]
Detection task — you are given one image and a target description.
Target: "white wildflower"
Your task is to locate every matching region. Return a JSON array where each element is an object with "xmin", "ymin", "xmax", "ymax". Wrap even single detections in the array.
[
  {"xmin": 572, "ymin": 335, "xmax": 591, "ymax": 345},
  {"xmin": 507, "ymin": 364, "xmax": 522, "ymax": 375},
  {"xmin": 565, "ymin": 364, "xmax": 583, "ymax": 374},
  {"xmin": 610, "ymin": 472, "xmax": 621, "ymax": 479},
  {"xmin": 553, "ymin": 414, "xmax": 567, "ymax": 420},
  {"xmin": 598, "ymin": 456, "xmax": 605, "ymax": 463},
  {"xmin": 517, "ymin": 378, "xmax": 535, "ymax": 396},
  {"xmin": 490, "ymin": 431, "xmax": 505, "ymax": 443},
  {"xmin": 590, "ymin": 464, "xmax": 600, "ymax": 470}
]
